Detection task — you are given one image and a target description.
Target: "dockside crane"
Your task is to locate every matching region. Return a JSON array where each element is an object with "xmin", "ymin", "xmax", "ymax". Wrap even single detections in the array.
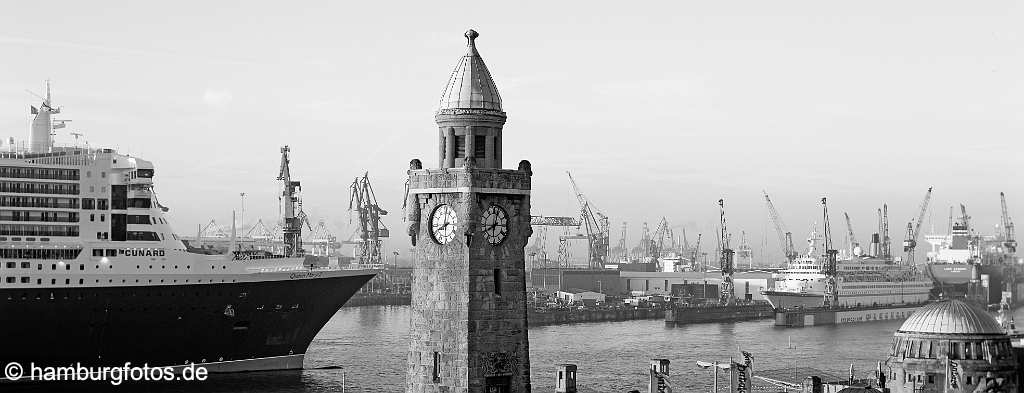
[
  {"xmin": 278, "ymin": 146, "xmax": 305, "ymax": 258},
  {"xmin": 902, "ymin": 187, "xmax": 933, "ymax": 265},
  {"xmin": 821, "ymin": 197, "xmax": 839, "ymax": 308},
  {"xmin": 567, "ymin": 172, "xmax": 610, "ymax": 269},
  {"xmin": 348, "ymin": 172, "xmax": 390, "ymax": 266},
  {"xmin": 1001, "ymin": 192, "xmax": 1016, "ymax": 253},
  {"xmin": 843, "ymin": 212, "xmax": 861, "ymax": 257},
  {"xmin": 881, "ymin": 204, "xmax": 891, "ymax": 260},
  {"xmin": 764, "ymin": 191, "xmax": 797, "ymax": 263},
  {"xmin": 529, "ymin": 216, "xmax": 581, "ymax": 268},
  {"xmin": 718, "ymin": 199, "xmax": 735, "ymax": 305},
  {"xmin": 692, "ymin": 233, "xmax": 703, "ymax": 271},
  {"xmin": 652, "ymin": 217, "xmax": 672, "ymax": 260}
]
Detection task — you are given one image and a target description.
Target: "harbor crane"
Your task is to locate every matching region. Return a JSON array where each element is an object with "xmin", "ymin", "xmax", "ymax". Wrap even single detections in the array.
[
  {"xmin": 902, "ymin": 187, "xmax": 933, "ymax": 265},
  {"xmin": 529, "ymin": 216, "xmax": 581, "ymax": 268},
  {"xmin": 843, "ymin": 212, "xmax": 861, "ymax": 257},
  {"xmin": 880, "ymin": 204, "xmax": 891, "ymax": 260},
  {"xmin": 1000, "ymin": 192, "xmax": 1016, "ymax": 253},
  {"xmin": 821, "ymin": 197, "xmax": 839, "ymax": 309},
  {"xmin": 651, "ymin": 217, "xmax": 672, "ymax": 261},
  {"xmin": 718, "ymin": 199, "xmax": 735, "ymax": 305},
  {"xmin": 764, "ymin": 191, "xmax": 797, "ymax": 263},
  {"xmin": 348, "ymin": 172, "xmax": 389, "ymax": 266},
  {"xmin": 692, "ymin": 233, "xmax": 703, "ymax": 271},
  {"xmin": 277, "ymin": 146, "xmax": 305, "ymax": 258},
  {"xmin": 567, "ymin": 172, "xmax": 610, "ymax": 269}
]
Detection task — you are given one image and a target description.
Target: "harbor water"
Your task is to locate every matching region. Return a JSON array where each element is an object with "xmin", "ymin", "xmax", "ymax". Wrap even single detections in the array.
[{"xmin": 23, "ymin": 305, "xmax": 1024, "ymax": 392}]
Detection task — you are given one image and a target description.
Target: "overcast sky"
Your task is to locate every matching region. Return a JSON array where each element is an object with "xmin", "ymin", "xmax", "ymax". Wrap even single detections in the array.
[{"xmin": 0, "ymin": 1, "xmax": 1020, "ymax": 262}]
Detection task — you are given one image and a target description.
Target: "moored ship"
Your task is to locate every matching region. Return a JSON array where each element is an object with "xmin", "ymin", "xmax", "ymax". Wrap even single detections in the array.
[
  {"xmin": 924, "ymin": 203, "xmax": 1022, "ymax": 308},
  {"xmin": 762, "ymin": 255, "xmax": 933, "ymax": 310},
  {"xmin": 0, "ymin": 84, "xmax": 376, "ymax": 372}
]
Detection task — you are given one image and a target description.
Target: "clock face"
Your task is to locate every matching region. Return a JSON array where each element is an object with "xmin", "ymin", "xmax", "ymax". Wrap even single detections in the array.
[
  {"xmin": 430, "ymin": 204, "xmax": 458, "ymax": 244},
  {"xmin": 482, "ymin": 205, "xmax": 509, "ymax": 245}
]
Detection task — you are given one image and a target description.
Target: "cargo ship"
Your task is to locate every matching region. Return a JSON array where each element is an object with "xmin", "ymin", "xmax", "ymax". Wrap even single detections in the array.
[
  {"xmin": 0, "ymin": 84, "xmax": 376, "ymax": 373},
  {"xmin": 924, "ymin": 207, "xmax": 1022, "ymax": 308}
]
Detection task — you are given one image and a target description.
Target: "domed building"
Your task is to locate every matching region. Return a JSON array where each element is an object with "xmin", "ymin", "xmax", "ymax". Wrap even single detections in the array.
[{"xmin": 885, "ymin": 300, "xmax": 1019, "ymax": 393}]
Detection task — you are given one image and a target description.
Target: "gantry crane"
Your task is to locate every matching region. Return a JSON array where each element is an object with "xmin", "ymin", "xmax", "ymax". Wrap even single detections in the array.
[
  {"xmin": 277, "ymin": 146, "xmax": 306, "ymax": 257},
  {"xmin": 718, "ymin": 199, "xmax": 735, "ymax": 305},
  {"xmin": 821, "ymin": 197, "xmax": 839, "ymax": 308},
  {"xmin": 348, "ymin": 172, "xmax": 390, "ymax": 266},
  {"xmin": 529, "ymin": 216, "xmax": 581, "ymax": 268},
  {"xmin": 902, "ymin": 187, "xmax": 933, "ymax": 265},
  {"xmin": 1001, "ymin": 192, "xmax": 1016, "ymax": 253},
  {"xmin": 764, "ymin": 191, "xmax": 797, "ymax": 263},
  {"xmin": 843, "ymin": 212, "xmax": 861, "ymax": 257},
  {"xmin": 567, "ymin": 172, "xmax": 610, "ymax": 269}
]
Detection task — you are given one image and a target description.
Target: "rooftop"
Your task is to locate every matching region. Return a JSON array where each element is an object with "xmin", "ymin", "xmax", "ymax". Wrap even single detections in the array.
[
  {"xmin": 437, "ymin": 30, "xmax": 502, "ymax": 112},
  {"xmin": 897, "ymin": 300, "xmax": 1005, "ymax": 335}
]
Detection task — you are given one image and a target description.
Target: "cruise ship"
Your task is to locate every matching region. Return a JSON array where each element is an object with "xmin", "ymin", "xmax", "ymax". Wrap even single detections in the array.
[
  {"xmin": 762, "ymin": 255, "xmax": 933, "ymax": 310},
  {"xmin": 0, "ymin": 84, "xmax": 376, "ymax": 372},
  {"xmin": 761, "ymin": 231, "xmax": 933, "ymax": 310}
]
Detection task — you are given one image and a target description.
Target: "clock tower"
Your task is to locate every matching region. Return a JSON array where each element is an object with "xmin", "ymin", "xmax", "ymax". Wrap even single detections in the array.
[{"xmin": 405, "ymin": 30, "xmax": 533, "ymax": 393}]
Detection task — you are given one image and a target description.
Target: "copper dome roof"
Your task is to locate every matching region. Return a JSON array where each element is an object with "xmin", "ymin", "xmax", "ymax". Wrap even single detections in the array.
[
  {"xmin": 897, "ymin": 300, "xmax": 1004, "ymax": 335},
  {"xmin": 437, "ymin": 30, "xmax": 502, "ymax": 112}
]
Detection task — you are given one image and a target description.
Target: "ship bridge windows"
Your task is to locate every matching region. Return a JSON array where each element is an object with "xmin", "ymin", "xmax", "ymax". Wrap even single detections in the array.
[
  {"xmin": 82, "ymin": 198, "xmax": 95, "ymax": 210},
  {"xmin": 127, "ymin": 215, "xmax": 150, "ymax": 225},
  {"xmin": 97, "ymin": 199, "xmax": 108, "ymax": 210},
  {"xmin": 0, "ymin": 181, "xmax": 79, "ymax": 195},
  {"xmin": 127, "ymin": 198, "xmax": 151, "ymax": 209},
  {"xmin": 126, "ymin": 231, "xmax": 159, "ymax": 241},
  {"xmin": 136, "ymin": 169, "xmax": 154, "ymax": 178}
]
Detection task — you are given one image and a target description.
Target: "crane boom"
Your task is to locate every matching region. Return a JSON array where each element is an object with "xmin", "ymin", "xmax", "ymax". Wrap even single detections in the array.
[
  {"xmin": 763, "ymin": 191, "xmax": 797, "ymax": 263},
  {"xmin": 844, "ymin": 212, "xmax": 860, "ymax": 256},
  {"xmin": 567, "ymin": 172, "xmax": 609, "ymax": 268},
  {"xmin": 1001, "ymin": 192, "xmax": 1017, "ymax": 252},
  {"xmin": 902, "ymin": 187, "xmax": 933, "ymax": 265}
]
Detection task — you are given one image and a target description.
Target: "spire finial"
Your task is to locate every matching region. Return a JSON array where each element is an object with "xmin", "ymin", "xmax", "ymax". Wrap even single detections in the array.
[{"xmin": 465, "ymin": 29, "xmax": 479, "ymax": 48}]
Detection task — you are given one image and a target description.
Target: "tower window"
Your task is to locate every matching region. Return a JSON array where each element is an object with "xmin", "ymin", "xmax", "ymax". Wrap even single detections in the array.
[
  {"xmin": 432, "ymin": 351, "xmax": 441, "ymax": 382},
  {"xmin": 454, "ymin": 136, "xmax": 466, "ymax": 158},
  {"xmin": 474, "ymin": 135, "xmax": 486, "ymax": 158},
  {"xmin": 493, "ymin": 268, "xmax": 502, "ymax": 295}
]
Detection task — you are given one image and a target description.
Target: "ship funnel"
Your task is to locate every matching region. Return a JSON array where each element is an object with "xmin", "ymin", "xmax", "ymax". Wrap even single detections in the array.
[
  {"xmin": 28, "ymin": 81, "xmax": 58, "ymax": 153},
  {"xmin": 869, "ymin": 233, "xmax": 881, "ymax": 257}
]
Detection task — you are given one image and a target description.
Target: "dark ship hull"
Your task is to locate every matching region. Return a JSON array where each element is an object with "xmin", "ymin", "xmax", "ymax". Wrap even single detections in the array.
[{"xmin": 0, "ymin": 272, "xmax": 374, "ymax": 371}]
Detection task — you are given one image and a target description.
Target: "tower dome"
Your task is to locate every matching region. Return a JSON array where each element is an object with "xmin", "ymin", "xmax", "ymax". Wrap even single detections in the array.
[
  {"xmin": 898, "ymin": 300, "xmax": 1005, "ymax": 335},
  {"xmin": 437, "ymin": 29, "xmax": 503, "ymax": 112},
  {"xmin": 884, "ymin": 300, "xmax": 1020, "ymax": 393}
]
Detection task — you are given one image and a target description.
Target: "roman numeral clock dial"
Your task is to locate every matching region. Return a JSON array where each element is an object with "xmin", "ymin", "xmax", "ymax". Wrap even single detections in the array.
[
  {"xmin": 430, "ymin": 204, "xmax": 458, "ymax": 244},
  {"xmin": 482, "ymin": 205, "xmax": 508, "ymax": 245}
]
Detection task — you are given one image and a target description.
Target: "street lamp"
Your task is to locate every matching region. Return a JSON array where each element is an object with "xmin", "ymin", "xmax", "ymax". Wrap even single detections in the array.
[{"xmin": 695, "ymin": 360, "xmax": 731, "ymax": 393}]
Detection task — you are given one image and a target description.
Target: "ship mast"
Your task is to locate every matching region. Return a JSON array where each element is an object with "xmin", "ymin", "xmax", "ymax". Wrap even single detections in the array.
[{"xmin": 278, "ymin": 145, "xmax": 304, "ymax": 257}]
